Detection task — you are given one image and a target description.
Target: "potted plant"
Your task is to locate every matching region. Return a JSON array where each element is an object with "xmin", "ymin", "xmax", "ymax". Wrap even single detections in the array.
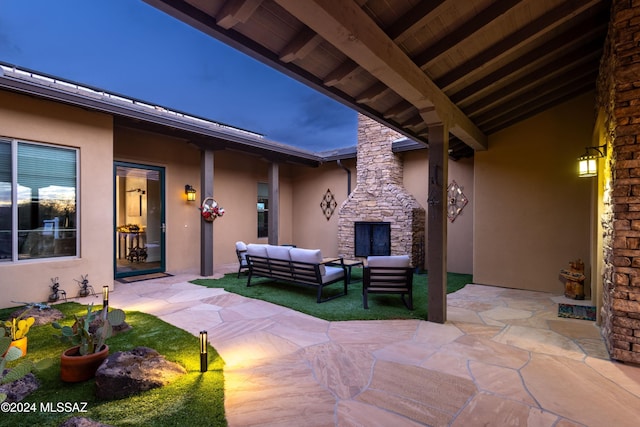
[
  {"xmin": 2, "ymin": 309, "xmax": 35, "ymax": 357},
  {"xmin": 52, "ymin": 304, "xmax": 126, "ymax": 382}
]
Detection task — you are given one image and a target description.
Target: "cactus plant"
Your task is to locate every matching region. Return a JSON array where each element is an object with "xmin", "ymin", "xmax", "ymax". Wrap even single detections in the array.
[
  {"xmin": 52, "ymin": 303, "xmax": 126, "ymax": 356},
  {"xmin": 2, "ymin": 310, "xmax": 35, "ymax": 341},
  {"xmin": 0, "ymin": 336, "xmax": 52, "ymax": 402}
]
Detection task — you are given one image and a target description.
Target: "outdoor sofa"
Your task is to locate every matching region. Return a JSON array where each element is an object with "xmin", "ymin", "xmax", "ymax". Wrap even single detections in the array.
[{"xmin": 243, "ymin": 243, "xmax": 347, "ymax": 303}]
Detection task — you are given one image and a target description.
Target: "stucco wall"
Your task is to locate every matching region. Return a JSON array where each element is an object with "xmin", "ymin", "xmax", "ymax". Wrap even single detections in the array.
[
  {"xmin": 291, "ymin": 152, "xmax": 474, "ymax": 274},
  {"xmin": 114, "ymin": 129, "xmax": 295, "ymax": 273},
  {"xmin": 212, "ymin": 152, "xmax": 294, "ymax": 266},
  {"xmin": 474, "ymin": 92, "xmax": 595, "ymax": 293},
  {"xmin": 404, "ymin": 151, "xmax": 474, "ymax": 274},
  {"xmin": 0, "ymin": 90, "xmax": 114, "ymax": 308},
  {"xmin": 290, "ymin": 160, "xmax": 355, "ymax": 256}
]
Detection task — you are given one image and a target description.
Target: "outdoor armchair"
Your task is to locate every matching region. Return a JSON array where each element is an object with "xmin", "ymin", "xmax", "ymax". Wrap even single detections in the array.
[
  {"xmin": 235, "ymin": 241, "xmax": 249, "ymax": 278},
  {"xmin": 363, "ymin": 255, "xmax": 413, "ymax": 310}
]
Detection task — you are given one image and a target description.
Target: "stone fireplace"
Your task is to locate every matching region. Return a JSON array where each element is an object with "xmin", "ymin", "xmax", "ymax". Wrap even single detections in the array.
[{"xmin": 338, "ymin": 115, "xmax": 425, "ymax": 268}]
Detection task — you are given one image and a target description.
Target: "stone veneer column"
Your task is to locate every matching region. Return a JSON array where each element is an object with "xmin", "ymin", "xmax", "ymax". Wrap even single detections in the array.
[
  {"xmin": 338, "ymin": 115, "xmax": 425, "ymax": 267},
  {"xmin": 598, "ymin": 0, "xmax": 640, "ymax": 364}
]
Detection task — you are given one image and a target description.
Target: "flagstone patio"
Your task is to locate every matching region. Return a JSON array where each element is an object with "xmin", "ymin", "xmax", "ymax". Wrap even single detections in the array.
[{"xmin": 109, "ymin": 273, "xmax": 640, "ymax": 426}]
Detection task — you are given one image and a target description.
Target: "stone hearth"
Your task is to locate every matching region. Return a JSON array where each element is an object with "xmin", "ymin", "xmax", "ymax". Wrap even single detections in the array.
[{"xmin": 338, "ymin": 115, "xmax": 425, "ymax": 268}]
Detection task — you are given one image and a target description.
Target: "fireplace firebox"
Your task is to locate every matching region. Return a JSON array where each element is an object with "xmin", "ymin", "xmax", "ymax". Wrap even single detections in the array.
[{"xmin": 354, "ymin": 222, "xmax": 390, "ymax": 257}]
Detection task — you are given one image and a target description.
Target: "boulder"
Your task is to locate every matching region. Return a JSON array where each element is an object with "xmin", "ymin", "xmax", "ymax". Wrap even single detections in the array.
[
  {"xmin": 0, "ymin": 372, "xmax": 39, "ymax": 402},
  {"xmin": 95, "ymin": 346, "xmax": 186, "ymax": 400}
]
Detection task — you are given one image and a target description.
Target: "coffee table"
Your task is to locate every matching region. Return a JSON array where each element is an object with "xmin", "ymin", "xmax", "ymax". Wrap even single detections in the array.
[{"xmin": 324, "ymin": 258, "xmax": 364, "ymax": 284}]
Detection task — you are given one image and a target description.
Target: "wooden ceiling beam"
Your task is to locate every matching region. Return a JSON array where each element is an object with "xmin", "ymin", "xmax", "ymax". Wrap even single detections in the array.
[
  {"xmin": 482, "ymin": 81, "xmax": 596, "ymax": 135},
  {"xmin": 383, "ymin": 101, "xmax": 415, "ymax": 119},
  {"xmin": 476, "ymin": 71, "xmax": 597, "ymax": 129},
  {"xmin": 435, "ymin": 0, "xmax": 604, "ymax": 91},
  {"xmin": 450, "ymin": 19, "xmax": 608, "ymax": 104},
  {"xmin": 463, "ymin": 45, "xmax": 603, "ymax": 116},
  {"xmin": 385, "ymin": 0, "xmax": 446, "ymax": 43},
  {"xmin": 279, "ymin": 27, "xmax": 324, "ymax": 63},
  {"xmin": 401, "ymin": 114, "xmax": 425, "ymax": 129},
  {"xmin": 355, "ymin": 82, "xmax": 390, "ymax": 104},
  {"xmin": 413, "ymin": 0, "xmax": 525, "ymax": 68},
  {"xmin": 216, "ymin": 0, "xmax": 264, "ymax": 29},
  {"xmin": 323, "ymin": 60, "xmax": 360, "ymax": 86},
  {"xmin": 274, "ymin": 0, "xmax": 487, "ymax": 151}
]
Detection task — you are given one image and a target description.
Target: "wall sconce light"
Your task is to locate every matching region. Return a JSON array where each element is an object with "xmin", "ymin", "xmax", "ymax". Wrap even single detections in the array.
[
  {"xmin": 578, "ymin": 144, "xmax": 607, "ymax": 178},
  {"xmin": 185, "ymin": 185, "xmax": 197, "ymax": 201},
  {"xmin": 200, "ymin": 330, "xmax": 208, "ymax": 372}
]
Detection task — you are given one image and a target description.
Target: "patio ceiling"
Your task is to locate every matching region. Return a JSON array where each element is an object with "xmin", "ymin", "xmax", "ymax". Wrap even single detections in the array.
[{"xmin": 144, "ymin": 0, "xmax": 611, "ymax": 160}]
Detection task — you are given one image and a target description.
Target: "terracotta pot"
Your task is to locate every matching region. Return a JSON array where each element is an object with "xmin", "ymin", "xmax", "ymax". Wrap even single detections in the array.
[
  {"xmin": 2, "ymin": 336, "xmax": 27, "ymax": 358},
  {"xmin": 60, "ymin": 344, "xmax": 109, "ymax": 383}
]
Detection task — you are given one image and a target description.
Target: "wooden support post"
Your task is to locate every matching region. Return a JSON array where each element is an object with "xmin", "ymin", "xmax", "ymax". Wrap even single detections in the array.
[
  {"xmin": 200, "ymin": 149, "xmax": 214, "ymax": 276},
  {"xmin": 268, "ymin": 162, "xmax": 279, "ymax": 245},
  {"xmin": 427, "ymin": 124, "xmax": 448, "ymax": 323}
]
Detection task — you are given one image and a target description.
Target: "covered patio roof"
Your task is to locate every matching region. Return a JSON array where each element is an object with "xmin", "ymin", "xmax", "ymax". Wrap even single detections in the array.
[{"xmin": 144, "ymin": 0, "xmax": 610, "ymax": 159}]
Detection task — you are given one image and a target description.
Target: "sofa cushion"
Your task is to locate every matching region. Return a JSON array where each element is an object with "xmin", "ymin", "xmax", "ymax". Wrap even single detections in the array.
[
  {"xmin": 367, "ymin": 255, "xmax": 411, "ymax": 268},
  {"xmin": 246, "ymin": 243, "xmax": 268, "ymax": 257},
  {"xmin": 235, "ymin": 241, "xmax": 247, "ymax": 251},
  {"xmin": 290, "ymin": 248, "xmax": 325, "ymax": 275},
  {"xmin": 266, "ymin": 245, "xmax": 292, "ymax": 260},
  {"xmin": 322, "ymin": 266, "xmax": 344, "ymax": 283},
  {"xmin": 366, "ymin": 255, "xmax": 411, "ymax": 284}
]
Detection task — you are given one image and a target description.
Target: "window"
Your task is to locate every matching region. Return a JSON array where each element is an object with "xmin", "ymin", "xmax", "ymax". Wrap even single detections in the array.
[
  {"xmin": 257, "ymin": 183, "xmax": 268, "ymax": 238},
  {"xmin": 0, "ymin": 139, "xmax": 78, "ymax": 262},
  {"xmin": 0, "ymin": 141, "xmax": 10, "ymax": 260}
]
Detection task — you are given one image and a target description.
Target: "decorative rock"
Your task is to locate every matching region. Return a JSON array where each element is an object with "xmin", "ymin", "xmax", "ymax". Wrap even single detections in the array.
[
  {"xmin": 8, "ymin": 306, "xmax": 64, "ymax": 326},
  {"xmin": 59, "ymin": 417, "xmax": 113, "ymax": 427},
  {"xmin": 0, "ymin": 372, "xmax": 39, "ymax": 402},
  {"xmin": 95, "ymin": 346, "xmax": 186, "ymax": 400}
]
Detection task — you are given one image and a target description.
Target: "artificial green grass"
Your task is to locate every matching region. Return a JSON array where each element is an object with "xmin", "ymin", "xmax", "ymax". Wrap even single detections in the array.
[
  {"xmin": 0, "ymin": 303, "xmax": 226, "ymax": 427},
  {"xmin": 192, "ymin": 269, "xmax": 471, "ymax": 321}
]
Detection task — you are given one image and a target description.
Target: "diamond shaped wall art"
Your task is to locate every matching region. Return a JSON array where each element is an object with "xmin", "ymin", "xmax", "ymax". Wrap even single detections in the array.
[
  {"xmin": 320, "ymin": 188, "xmax": 338, "ymax": 221},
  {"xmin": 447, "ymin": 180, "xmax": 468, "ymax": 223}
]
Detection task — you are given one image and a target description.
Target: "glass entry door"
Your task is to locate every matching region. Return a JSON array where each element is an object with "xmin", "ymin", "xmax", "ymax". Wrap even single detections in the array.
[{"xmin": 114, "ymin": 162, "xmax": 165, "ymax": 278}]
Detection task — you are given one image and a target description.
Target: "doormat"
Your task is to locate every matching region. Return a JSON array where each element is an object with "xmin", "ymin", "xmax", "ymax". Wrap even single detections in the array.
[
  {"xmin": 558, "ymin": 303, "xmax": 596, "ymax": 321},
  {"xmin": 117, "ymin": 273, "xmax": 173, "ymax": 283}
]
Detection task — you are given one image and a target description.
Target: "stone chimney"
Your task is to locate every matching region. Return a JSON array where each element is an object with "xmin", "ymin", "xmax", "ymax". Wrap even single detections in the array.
[{"xmin": 338, "ymin": 115, "xmax": 425, "ymax": 268}]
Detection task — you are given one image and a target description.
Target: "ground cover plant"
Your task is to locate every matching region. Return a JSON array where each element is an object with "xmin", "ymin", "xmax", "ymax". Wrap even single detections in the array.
[
  {"xmin": 193, "ymin": 269, "xmax": 471, "ymax": 321},
  {"xmin": 0, "ymin": 303, "xmax": 226, "ymax": 427}
]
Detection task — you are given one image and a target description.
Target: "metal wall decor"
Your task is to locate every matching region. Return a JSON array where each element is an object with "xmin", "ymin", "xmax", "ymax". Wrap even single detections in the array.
[
  {"xmin": 447, "ymin": 180, "xmax": 468, "ymax": 223},
  {"xmin": 320, "ymin": 189, "xmax": 338, "ymax": 221}
]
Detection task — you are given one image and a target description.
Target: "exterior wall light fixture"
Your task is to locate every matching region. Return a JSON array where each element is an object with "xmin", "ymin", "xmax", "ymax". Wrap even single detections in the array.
[
  {"xmin": 185, "ymin": 185, "xmax": 197, "ymax": 201},
  {"xmin": 578, "ymin": 144, "xmax": 606, "ymax": 178}
]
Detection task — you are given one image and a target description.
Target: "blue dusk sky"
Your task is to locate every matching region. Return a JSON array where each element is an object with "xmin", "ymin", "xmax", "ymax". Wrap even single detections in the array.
[{"xmin": 0, "ymin": 0, "xmax": 358, "ymax": 151}]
